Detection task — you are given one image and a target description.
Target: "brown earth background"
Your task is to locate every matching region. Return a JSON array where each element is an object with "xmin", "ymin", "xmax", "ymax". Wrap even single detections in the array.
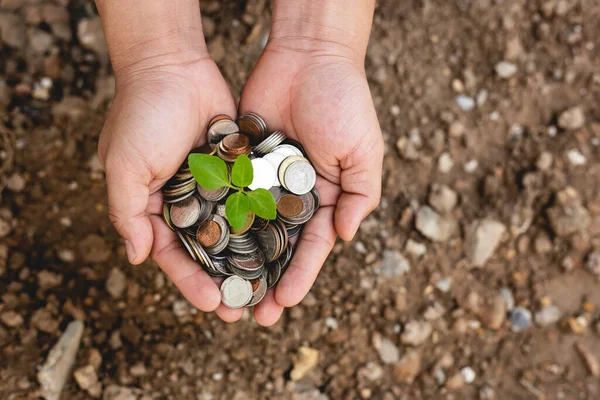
[{"xmin": 1, "ymin": 0, "xmax": 600, "ymax": 399}]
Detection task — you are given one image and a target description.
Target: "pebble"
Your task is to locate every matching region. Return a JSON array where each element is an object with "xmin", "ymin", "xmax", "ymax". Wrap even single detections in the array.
[
  {"xmin": 28, "ymin": 28, "xmax": 54, "ymax": 54},
  {"xmin": 374, "ymin": 336, "xmax": 400, "ymax": 364},
  {"xmin": 290, "ymin": 347, "xmax": 319, "ymax": 381},
  {"xmin": 463, "ymin": 159, "xmax": 479, "ymax": 173},
  {"xmin": 456, "ymin": 95, "xmax": 476, "ymax": 111},
  {"xmin": 379, "ymin": 250, "xmax": 411, "ymax": 277},
  {"xmin": 77, "ymin": 17, "xmax": 109, "ymax": 63},
  {"xmin": 0, "ymin": 218, "xmax": 12, "ymax": 238},
  {"xmin": 324, "ymin": 317, "xmax": 338, "ymax": 330},
  {"xmin": 0, "ymin": 13, "xmax": 26, "ymax": 48},
  {"xmin": 405, "ymin": 239, "xmax": 427, "ymax": 257},
  {"xmin": 415, "ymin": 206, "xmax": 458, "ymax": 242},
  {"xmin": 6, "ymin": 173, "xmax": 26, "ymax": 192},
  {"xmin": 481, "ymin": 294, "xmax": 506, "ymax": 330},
  {"xmin": 401, "ymin": 320, "xmax": 432, "ymax": 346},
  {"xmin": 79, "ymin": 234, "xmax": 111, "ymax": 263},
  {"xmin": 495, "ymin": 61, "xmax": 518, "ymax": 78},
  {"xmin": 586, "ymin": 252, "xmax": 600, "ymax": 275},
  {"xmin": 57, "ymin": 249, "xmax": 75, "ymax": 263},
  {"xmin": 448, "ymin": 121, "xmax": 465, "ymax": 137},
  {"xmin": 106, "ymin": 268, "xmax": 127, "ymax": 299},
  {"xmin": 31, "ymin": 307, "xmax": 60, "ymax": 333},
  {"xmin": 461, "ymin": 366, "xmax": 476, "ymax": 384},
  {"xmin": 477, "ymin": 89, "xmax": 489, "ymax": 106},
  {"xmin": 38, "ymin": 320, "xmax": 84, "ymax": 400},
  {"xmin": 534, "ymin": 233, "xmax": 553, "ymax": 254},
  {"xmin": 357, "ymin": 362, "xmax": 384, "ymax": 382},
  {"xmin": 130, "ymin": 363, "xmax": 147, "ymax": 377},
  {"xmin": 428, "ymin": 184, "xmax": 458, "ymax": 213},
  {"xmin": 102, "ymin": 385, "xmax": 138, "ymax": 400},
  {"xmin": 479, "ymin": 386, "xmax": 497, "ymax": 400},
  {"xmin": 435, "ymin": 277, "xmax": 452, "ymax": 293},
  {"xmin": 535, "ymin": 305, "xmax": 562, "ymax": 328},
  {"xmin": 547, "ymin": 188, "xmax": 590, "ymax": 237},
  {"xmin": 536, "ymin": 151, "xmax": 554, "ymax": 171},
  {"xmin": 465, "ymin": 219, "xmax": 506, "ymax": 267},
  {"xmin": 74, "ymin": 365, "xmax": 102, "ymax": 397},
  {"xmin": 500, "ymin": 287, "xmax": 515, "ymax": 311},
  {"xmin": 510, "ymin": 307, "xmax": 532, "ymax": 332},
  {"xmin": 393, "ymin": 351, "xmax": 422, "ymax": 383},
  {"xmin": 1, "ymin": 310, "xmax": 24, "ymax": 327},
  {"xmin": 438, "ymin": 152, "xmax": 455, "ymax": 173},
  {"xmin": 558, "ymin": 106, "xmax": 585, "ymax": 130},
  {"xmin": 575, "ymin": 342, "xmax": 600, "ymax": 377},
  {"xmin": 566, "ymin": 149, "xmax": 586, "ymax": 166}
]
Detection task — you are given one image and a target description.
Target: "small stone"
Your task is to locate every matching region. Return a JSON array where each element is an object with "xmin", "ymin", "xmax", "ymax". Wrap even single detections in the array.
[
  {"xmin": 451, "ymin": 79, "xmax": 465, "ymax": 93},
  {"xmin": 504, "ymin": 36, "xmax": 524, "ymax": 60},
  {"xmin": 566, "ymin": 149, "xmax": 586, "ymax": 166},
  {"xmin": 547, "ymin": 188, "xmax": 590, "ymax": 237},
  {"xmin": 401, "ymin": 320, "xmax": 432, "ymax": 346},
  {"xmin": 57, "ymin": 249, "xmax": 75, "ymax": 263},
  {"xmin": 79, "ymin": 234, "xmax": 111, "ymax": 263},
  {"xmin": 74, "ymin": 365, "xmax": 98, "ymax": 390},
  {"xmin": 424, "ymin": 302, "xmax": 446, "ymax": 320},
  {"xmin": 31, "ymin": 308, "xmax": 60, "ymax": 333},
  {"xmin": 575, "ymin": 342, "xmax": 600, "ymax": 377},
  {"xmin": 88, "ymin": 348, "xmax": 102, "ymax": 370},
  {"xmin": 38, "ymin": 321, "xmax": 84, "ymax": 400},
  {"xmin": 109, "ymin": 331, "xmax": 122, "ymax": 349},
  {"xmin": 77, "ymin": 17, "xmax": 109, "ymax": 63},
  {"xmin": 446, "ymin": 372, "xmax": 465, "ymax": 390},
  {"xmin": 357, "ymin": 363, "xmax": 384, "ymax": 382},
  {"xmin": 534, "ymin": 233, "xmax": 553, "ymax": 254},
  {"xmin": 0, "ymin": 218, "xmax": 12, "ymax": 238},
  {"xmin": 129, "ymin": 363, "xmax": 147, "ymax": 377},
  {"xmin": 558, "ymin": 107, "xmax": 585, "ymax": 130},
  {"xmin": 324, "ymin": 317, "xmax": 338, "ymax": 330},
  {"xmin": 374, "ymin": 336, "xmax": 400, "ymax": 364},
  {"xmin": 465, "ymin": 219, "xmax": 506, "ymax": 267},
  {"xmin": 102, "ymin": 385, "xmax": 137, "ymax": 400},
  {"xmin": 0, "ymin": 13, "xmax": 26, "ymax": 48},
  {"xmin": 536, "ymin": 152, "xmax": 553, "ymax": 171},
  {"xmin": 415, "ymin": 206, "xmax": 458, "ymax": 242},
  {"xmin": 500, "ymin": 287, "xmax": 515, "ymax": 310},
  {"xmin": 510, "ymin": 307, "xmax": 532, "ymax": 332},
  {"xmin": 476, "ymin": 89, "xmax": 489, "ymax": 106},
  {"xmin": 291, "ymin": 347, "xmax": 319, "ymax": 381},
  {"xmin": 405, "ymin": 239, "xmax": 427, "ymax": 257},
  {"xmin": 448, "ymin": 121, "xmax": 465, "ymax": 137},
  {"xmin": 6, "ymin": 173, "xmax": 25, "ymax": 192},
  {"xmin": 106, "ymin": 268, "xmax": 126, "ymax": 299},
  {"xmin": 28, "ymin": 28, "xmax": 54, "ymax": 54},
  {"xmin": 435, "ymin": 277, "xmax": 452, "ymax": 293},
  {"xmin": 438, "ymin": 152, "xmax": 455, "ymax": 173},
  {"xmin": 396, "ymin": 137, "xmax": 419, "ymax": 160},
  {"xmin": 379, "ymin": 250, "xmax": 410, "ymax": 277},
  {"xmin": 37, "ymin": 270, "xmax": 63, "ymax": 290},
  {"xmin": 1, "ymin": 310, "xmax": 23, "ymax": 327},
  {"xmin": 429, "ymin": 184, "xmax": 458, "ymax": 213},
  {"xmin": 456, "ymin": 95, "xmax": 475, "ymax": 111},
  {"xmin": 481, "ymin": 294, "xmax": 506, "ymax": 330},
  {"xmin": 586, "ymin": 252, "xmax": 600, "ymax": 275},
  {"xmin": 535, "ymin": 305, "xmax": 562, "ymax": 327},
  {"xmin": 464, "ymin": 159, "xmax": 479, "ymax": 173},
  {"xmin": 393, "ymin": 351, "xmax": 421, "ymax": 383},
  {"xmin": 479, "ymin": 386, "xmax": 496, "ymax": 400},
  {"xmin": 495, "ymin": 61, "xmax": 518, "ymax": 78},
  {"xmin": 461, "ymin": 367, "xmax": 476, "ymax": 384}
]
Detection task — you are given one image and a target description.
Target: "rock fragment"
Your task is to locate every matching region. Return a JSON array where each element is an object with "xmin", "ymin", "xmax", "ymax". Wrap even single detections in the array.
[
  {"xmin": 558, "ymin": 107, "xmax": 585, "ymax": 130},
  {"xmin": 106, "ymin": 268, "xmax": 126, "ymax": 299},
  {"xmin": 495, "ymin": 61, "xmax": 518, "ymax": 78},
  {"xmin": 380, "ymin": 250, "xmax": 410, "ymax": 277},
  {"xmin": 401, "ymin": 320, "xmax": 432, "ymax": 346},
  {"xmin": 465, "ymin": 219, "xmax": 506, "ymax": 267},
  {"xmin": 547, "ymin": 188, "xmax": 590, "ymax": 237},
  {"xmin": 428, "ymin": 184, "xmax": 457, "ymax": 213},
  {"xmin": 291, "ymin": 347, "xmax": 319, "ymax": 381},
  {"xmin": 535, "ymin": 305, "xmax": 562, "ymax": 328},
  {"xmin": 415, "ymin": 206, "xmax": 458, "ymax": 242},
  {"xmin": 38, "ymin": 320, "xmax": 84, "ymax": 400},
  {"xmin": 393, "ymin": 351, "xmax": 421, "ymax": 383},
  {"xmin": 74, "ymin": 365, "xmax": 102, "ymax": 398}
]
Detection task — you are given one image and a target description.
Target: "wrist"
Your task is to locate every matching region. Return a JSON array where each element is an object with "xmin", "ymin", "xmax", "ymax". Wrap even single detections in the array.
[
  {"xmin": 269, "ymin": 0, "xmax": 375, "ymax": 63},
  {"xmin": 96, "ymin": 0, "xmax": 208, "ymax": 79}
]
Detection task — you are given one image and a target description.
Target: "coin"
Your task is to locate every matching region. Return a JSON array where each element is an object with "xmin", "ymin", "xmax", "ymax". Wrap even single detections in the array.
[
  {"xmin": 208, "ymin": 117, "xmax": 239, "ymax": 144},
  {"xmin": 246, "ymin": 273, "xmax": 268, "ymax": 306},
  {"xmin": 197, "ymin": 183, "xmax": 229, "ymax": 202},
  {"xmin": 170, "ymin": 196, "xmax": 201, "ymax": 228},
  {"xmin": 263, "ymin": 152, "xmax": 286, "ymax": 186},
  {"xmin": 238, "ymin": 113, "xmax": 267, "ymax": 144},
  {"xmin": 254, "ymin": 130, "xmax": 286, "ymax": 155},
  {"xmin": 272, "ymin": 144, "xmax": 304, "ymax": 158},
  {"xmin": 283, "ymin": 160, "xmax": 316, "ymax": 195},
  {"xmin": 228, "ymin": 250, "xmax": 265, "ymax": 271},
  {"xmin": 163, "ymin": 203, "xmax": 175, "ymax": 231},
  {"xmin": 196, "ymin": 220, "xmax": 221, "ymax": 247},
  {"xmin": 248, "ymin": 158, "xmax": 276, "ymax": 190},
  {"xmin": 220, "ymin": 276, "xmax": 253, "ymax": 309},
  {"xmin": 230, "ymin": 211, "xmax": 255, "ymax": 235},
  {"xmin": 277, "ymin": 194, "xmax": 303, "ymax": 218}
]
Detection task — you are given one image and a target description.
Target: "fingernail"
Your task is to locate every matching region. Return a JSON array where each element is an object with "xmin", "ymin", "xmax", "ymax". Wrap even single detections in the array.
[{"xmin": 125, "ymin": 240, "xmax": 136, "ymax": 264}]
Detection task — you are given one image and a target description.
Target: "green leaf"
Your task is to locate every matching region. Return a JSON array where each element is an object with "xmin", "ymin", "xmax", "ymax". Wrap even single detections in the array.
[
  {"xmin": 226, "ymin": 192, "xmax": 250, "ymax": 230},
  {"xmin": 246, "ymin": 189, "xmax": 277, "ymax": 220},
  {"xmin": 231, "ymin": 154, "xmax": 253, "ymax": 188},
  {"xmin": 188, "ymin": 154, "xmax": 229, "ymax": 190}
]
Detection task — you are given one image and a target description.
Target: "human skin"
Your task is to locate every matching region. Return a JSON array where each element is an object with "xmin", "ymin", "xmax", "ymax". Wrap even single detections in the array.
[{"xmin": 95, "ymin": 0, "xmax": 382, "ymax": 326}]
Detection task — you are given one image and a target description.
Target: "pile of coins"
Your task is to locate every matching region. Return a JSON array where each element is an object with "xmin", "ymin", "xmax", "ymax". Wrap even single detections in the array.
[{"xmin": 162, "ymin": 113, "xmax": 319, "ymax": 309}]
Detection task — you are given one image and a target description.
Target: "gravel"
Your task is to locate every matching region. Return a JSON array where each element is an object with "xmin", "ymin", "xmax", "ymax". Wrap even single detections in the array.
[
  {"xmin": 558, "ymin": 106, "xmax": 585, "ymax": 130},
  {"xmin": 510, "ymin": 307, "xmax": 532, "ymax": 332},
  {"xmin": 415, "ymin": 206, "xmax": 458, "ymax": 242},
  {"xmin": 495, "ymin": 61, "xmax": 518, "ymax": 78},
  {"xmin": 464, "ymin": 219, "xmax": 507, "ymax": 267},
  {"xmin": 379, "ymin": 250, "xmax": 411, "ymax": 277},
  {"xmin": 535, "ymin": 305, "xmax": 562, "ymax": 328},
  {"xmin": 401, "ymin": 320, "xmax": 432, "ymax": 346}
]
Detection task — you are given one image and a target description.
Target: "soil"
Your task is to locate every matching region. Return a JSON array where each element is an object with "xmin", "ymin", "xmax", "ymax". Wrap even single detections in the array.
[{"xmin": 1, "ymin": 0, "xmax": 600, "ymax": 399}]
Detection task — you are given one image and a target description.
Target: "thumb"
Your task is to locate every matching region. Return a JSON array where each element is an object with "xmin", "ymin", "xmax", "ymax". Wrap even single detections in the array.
[
  {"xmin": 334, "ymin": 135, "xmax": 384, "ymax": 241},
  {"xmin": 101, "ymin": 148, "xmax": 154, "ymax": 265}
]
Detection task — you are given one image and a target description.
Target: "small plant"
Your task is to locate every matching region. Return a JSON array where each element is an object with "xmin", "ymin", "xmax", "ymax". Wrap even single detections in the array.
[{"xmin": 188, "ymin": 153, "xmax": 276, "ymax": 229}]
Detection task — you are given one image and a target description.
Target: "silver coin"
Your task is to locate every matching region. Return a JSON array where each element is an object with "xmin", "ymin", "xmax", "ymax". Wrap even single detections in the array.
[
  {"xmin": 266, "ymin": 261, "xmax": 281, "ymax": 289},
  {"xmin": 284, "ymin": 161, "xmax": 316, "ymax": 195},
  {"xmin": 176, "ymin": 231, "xmax": 197, "ymax": 261},
  {"xmin": 263, "ymin": 152, "xmax": 287, "ymax": 187},
  {"xmin": 170, "ymin": 196, "xmax": 201, "ymax": 228},
  {"xmin": 208, "ymin": 119, "xmax": 239, "ymax": 144},
  {"xmin": 248, "ymin": 158, "xmax": 276, "ymax": 190},
  {"xmin": 228, "ymin": 250, "xmax": 266, "ymax": 271},
  {"xmin": 220, "ymin": 276, "xmax": 253, "ymax": 309},
  {"xmin": 272, "ymin": 144, "xmax": 303, "ymax": 157},
  {"xmin": 197, "ymin": 183, "xmax": 229, "ymax": 202},
  {"xmin": 246, "ymin": 273, "xmax": 268, "ymax": 307}
]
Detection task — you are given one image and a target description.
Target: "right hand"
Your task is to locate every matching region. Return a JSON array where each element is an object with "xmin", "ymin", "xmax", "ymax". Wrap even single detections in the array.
[{"xmin": 98, "ymin": 54, "xmax": 251, "ymax": 322}]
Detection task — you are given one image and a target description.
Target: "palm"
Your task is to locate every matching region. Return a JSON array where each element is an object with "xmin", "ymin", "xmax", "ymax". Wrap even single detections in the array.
[{"xmin": 240, "ymin": 46, "xmax": 384, "ymax": 316}]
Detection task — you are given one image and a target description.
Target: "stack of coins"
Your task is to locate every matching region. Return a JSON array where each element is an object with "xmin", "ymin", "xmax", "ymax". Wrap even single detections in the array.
[{"xmin": 161, "ymin": 113, "xmax": 319, "ymax": 308}]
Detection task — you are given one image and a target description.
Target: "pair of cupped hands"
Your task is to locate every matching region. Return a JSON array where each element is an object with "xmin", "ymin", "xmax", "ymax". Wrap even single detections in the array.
[{"xmin": 98, "ymin": 37, "xmax": 384, "ymax": 326}]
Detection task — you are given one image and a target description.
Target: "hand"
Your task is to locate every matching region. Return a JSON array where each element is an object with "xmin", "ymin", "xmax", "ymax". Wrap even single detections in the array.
[{"xmin": 237, "ymin": 37, "xmax": 384, "ymax": 325}]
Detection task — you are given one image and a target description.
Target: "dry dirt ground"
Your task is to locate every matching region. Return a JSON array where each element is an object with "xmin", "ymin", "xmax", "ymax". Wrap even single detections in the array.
[{"xmin": 1, "ymin": 0, "xmax": 600, "ymax": 399}]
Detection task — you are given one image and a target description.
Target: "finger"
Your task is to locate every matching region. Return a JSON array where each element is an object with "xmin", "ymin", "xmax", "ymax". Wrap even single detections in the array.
[
  {"xmin": 253, "ymin": 289, "xmax": 284, "ymax": 327},
  {"xmin": 315, "ymin": 177, "xmax": 342, "ymax": 208},
  {"xmin": 215, "ymin": 303, "xmax": 245, "ymax": 323},
  {"xmin": 103, "ymin": 151, "xmax": 154, "ymax": 264},
  {"xmin": 147, "ymin": 191, "xmax": 164, "ymax": 215},
  {"xmin": 276, "ymin": 206, "xmax": 337, "ymax": 307},
  {"xmin": 335, "ymin": 135, "xmax": 384, "ymax": 241},
  {"xmin": 149, "ymin": 215, "xmax": 221, "ymax": 312}
]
